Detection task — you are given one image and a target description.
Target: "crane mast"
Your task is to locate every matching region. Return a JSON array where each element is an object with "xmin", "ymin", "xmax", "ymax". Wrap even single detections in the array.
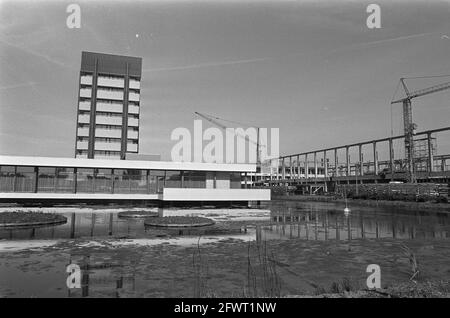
[{"xmin": 391, "ymin": 77, "xmax": 450, "ymax": 182}]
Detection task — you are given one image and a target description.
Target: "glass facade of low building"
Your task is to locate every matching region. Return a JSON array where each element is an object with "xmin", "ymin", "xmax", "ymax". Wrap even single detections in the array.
[{"xmin": 0, "ymin": 165, "xmax": 245, "ymax": 194}]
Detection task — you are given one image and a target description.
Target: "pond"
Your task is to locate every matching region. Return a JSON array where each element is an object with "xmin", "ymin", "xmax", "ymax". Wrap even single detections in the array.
[{"xmin": 0, "ymin": 201, "xmax": 449, "ymax": 297}]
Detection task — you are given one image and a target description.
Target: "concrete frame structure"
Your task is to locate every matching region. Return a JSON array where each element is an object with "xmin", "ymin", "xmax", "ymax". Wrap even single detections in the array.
[
  {"xmin": 75, "ymin": 52, "xmax": 142, "ymax": 160},
  {"xmin": 0, "ymin": 156, "xmax": 270, "ymax": 203},
  {"xmin": 253, "ymin": 126, "xmax": 450, "ymax": 191}
]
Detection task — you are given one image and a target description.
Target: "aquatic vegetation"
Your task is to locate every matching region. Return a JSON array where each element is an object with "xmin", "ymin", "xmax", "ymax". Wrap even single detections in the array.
[
  {"xmin": 145, "ymin": 216, "xmax": 215, "ymax": 228},
  {"xmin": 0, "ymin": 211, "xmax": 67, "ymax": 227},
  {"xmin": 400, "ymin": 244, "xmax": 420, "ymax": 282}
]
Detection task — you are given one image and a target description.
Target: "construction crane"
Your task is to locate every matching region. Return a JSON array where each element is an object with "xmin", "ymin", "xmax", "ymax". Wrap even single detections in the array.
[
  {"xmin": 391, "ymin": 76, "xmax": 450, "ymax": 182},
  {"xmin": 194, "ymin": 112, "xmax": 264, "ymax": 164}
]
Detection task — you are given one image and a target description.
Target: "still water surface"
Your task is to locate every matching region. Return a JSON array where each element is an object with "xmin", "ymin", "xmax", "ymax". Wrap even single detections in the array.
[
  {"xmin": 1, "ymin": 202, "xmax": 448, "ymax": 241},
  {"xmin": 0, "ymin": 201, "xmax": 449, "ymax": 297}
]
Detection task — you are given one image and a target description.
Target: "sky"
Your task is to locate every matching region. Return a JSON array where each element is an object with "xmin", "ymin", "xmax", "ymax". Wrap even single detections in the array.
[{"xmin": 1, "ymin": 0, "xmax": 450, "ymax": 161}]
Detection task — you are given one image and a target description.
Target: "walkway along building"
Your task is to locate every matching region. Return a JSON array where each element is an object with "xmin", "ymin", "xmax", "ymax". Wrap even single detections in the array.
[{"xmin": 0, "ymin": 156, "xmax": 270, "ymax": 205}]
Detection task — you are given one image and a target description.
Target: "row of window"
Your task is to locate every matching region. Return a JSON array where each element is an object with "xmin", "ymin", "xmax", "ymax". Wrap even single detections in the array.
[
  {"xmin": 76, "ymin": 150, "xmax": 121, "ymax": 156},
  {"xmin": 79, "ymin": 100, "xmax": 139, "ymax": 107},
  {"xmin": 77, "ymin": 137, "xmax": 138, "ymax": 144},
  {"xmin": 78, "ymin": 110, "xmax": 139, "ymax": 119},
  {"xmin": 77, "ymin": 124, "xmax": 139, "ymax": 131},
  {"xmin": 79, "ymin": 97, "xmax": 140, "ymax": 106},
  {"xmin": 80, "ymin": 73, "xmax": 140, "ymax": 84},
  {"xmin": 81, "ymin": 72, "xmax": 140, "ymax": 79},
  {"xmin": 0, "ymin": 166, "xmax": 243, "ymax": 193},
  {"xmin": 79, "ymin": 86, "xmax": 140, "ymax": 93}
]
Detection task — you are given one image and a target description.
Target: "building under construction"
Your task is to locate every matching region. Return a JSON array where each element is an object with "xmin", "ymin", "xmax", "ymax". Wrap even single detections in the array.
[{"xmin": 247, "ymin": 76, "xmax": 450, "ymax": 196}]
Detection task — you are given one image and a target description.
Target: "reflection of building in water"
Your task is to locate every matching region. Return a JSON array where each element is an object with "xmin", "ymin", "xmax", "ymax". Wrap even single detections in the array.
[
  {"xmin": 67, "ymin": 254, "xmax": 138, "ymax": 298},
  {"xmin": 0, "ymin": 212, "xmax": 142, "ymax": 240},
  {"xmin": 0, "ymin": 208, "xmax": 251, "ymax": 240},
  {"xmin": 263, "ymin": 210, "xmax": 450, "ymax": 241}
]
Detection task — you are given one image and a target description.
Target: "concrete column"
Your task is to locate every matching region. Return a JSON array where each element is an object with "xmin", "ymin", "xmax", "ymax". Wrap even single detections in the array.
[
  {"xmin": 112, "ymin": 169, "xmax": 116, "ymax": 194},
  {"xmin": 120, "ymin": 63, "xmax": 130, "ymax": 160},
  {"xmin": 305, "ymin": 153, "xmax": 309, "ymax": 179},
  {"xmin": 314, "ymin": 152, "xmax": 318, "ymax": 179},
  {"xmin": 12, "ymin": 166, "xmax": 17, "ymax": 192},
  {"xmin": 442, "ymin": 159, "xmax": 446, "ymax": 172},
  {"xmin": 389, "ymin": 138, "xmax": 394, "ymax": 181},
  {"xmin": 290, "ymin": 156, "xmax": 293, "ymax": 179},
  {"xmin": 373, "ymin": 142, "xmax": 378, "ymax": 175},
  {"xmin": 346, "ymin": 146, "xmax": 350, "ymax": 183},
  {"xmin": 323, "ymin": 150, "xmax": 328, "ymax": 193},
  {"xmin": 180, "ymin": 170, "xmax": 185, "ymax": 188},
  {"xmin": 54, "ymin": 168, "xmax": 58, "ymax": 192},
  {"xmin": 87, "ymin": 58, "xmax": 99, "ymax": 159},
  {"xmin": 74, "ymin": 167, "xmax": 78, "ymax": 193},
  {"xmin": 269, "ymin": 161, "xmax": 273, "ymax": 180},
  {"xmin": 427, "ymin": 133, "xmax": 434, "ymax": 172},
  {"xmin": 359, "ymin": 145, "xmax": 364, "ymax": 183},
  {"xmin": 334, "ymin": 148, "xmax": 338, "ymax": 177},
  {"xmin": 276, "ymin": 159, "xmax": 280, "ymax": 180},
  {"xmin": 282, "ymin": 157, "xmax": 285, "ymax": 180},
  {"xmin": 297, "ymin": 155, "xmax": 300, "ymax": 179},
  {"xmin": 32, "ymin": 167, "xmax": 39, "ymax": 193}
]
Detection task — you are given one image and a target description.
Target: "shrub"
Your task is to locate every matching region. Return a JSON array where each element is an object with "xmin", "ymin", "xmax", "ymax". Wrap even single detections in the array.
[
  {"xmin": 416, "ymin": 194, "xmax": 434, "ymax": 202},
  {"xmin": 435, "ymin": 196, "xmax": 448, "ymax": 204},
  {"xmin": 358, "ymin": 193, "xmax": 368, "ymax": 200},
  {"xmin": 378, "ymin": 193, "xmax": 391, "ymax": 201}
]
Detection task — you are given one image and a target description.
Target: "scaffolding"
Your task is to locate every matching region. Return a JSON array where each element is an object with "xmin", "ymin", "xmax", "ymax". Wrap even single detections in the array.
[{"xmin": 414, "ymin": 135, "xmax": 437, "ymax": 172}]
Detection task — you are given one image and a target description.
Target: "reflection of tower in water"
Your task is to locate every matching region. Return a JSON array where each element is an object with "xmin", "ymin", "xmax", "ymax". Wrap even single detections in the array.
[{"xmin": 67, "ymin": 254, "xmax": 137, "ymax": 298}]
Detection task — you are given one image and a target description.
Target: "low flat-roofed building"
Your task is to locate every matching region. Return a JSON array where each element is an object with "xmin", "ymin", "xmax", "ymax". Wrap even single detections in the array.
[{"xmin": 0, "ymin": 155, "xmax": 270, "ymax": 205}]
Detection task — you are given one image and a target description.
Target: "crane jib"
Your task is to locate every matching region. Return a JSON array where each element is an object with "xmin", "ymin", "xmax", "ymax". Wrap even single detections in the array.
[{"xmin": 391, "ymin": 80, "xmax": 450, "ymax": 104}]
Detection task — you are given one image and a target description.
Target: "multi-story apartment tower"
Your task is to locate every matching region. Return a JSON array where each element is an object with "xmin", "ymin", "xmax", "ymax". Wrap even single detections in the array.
[{"xmin": 75, "ymin": 51, "xmax": 142, "ymax": 160}]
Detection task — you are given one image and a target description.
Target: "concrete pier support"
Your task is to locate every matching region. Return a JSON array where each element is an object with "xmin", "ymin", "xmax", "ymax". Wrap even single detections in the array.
[
  {"xmin": 290, "ymin": 156, "xmax": 293, "ymax": 179},
  {"xmin": 323, "ymin": 150, "xmax": 328, "ymax": 193},
  {"xmin": 314, "ymin": 152, "xmax": 318, "ymax": 180},
  {"xmin": 427, "ymin": 132, "xmax": 434, "ymax": 172},
  {"xmin": 334, "ymin": 148, "xmax": 338, "ymax": 177},
  {"xmin": 305, "ymin": 153, "xmax": 309, "ymax": 180},
  {"xmin": 373, "ymin": 142, "xmax": 378, "ymax": 176},
  {"xmin": 276, "ymin": 158, "xmax": 280, "ymax": 180},
  {"xmin": 346, "ymin": 146, "xmax": 350, "ymax": 184},
  {"xmin": 359, "ymin": 144, "xmax": 364, "ymax": 183},
  {"xmin": 389, "ymin": 138, "xmax": 394, "ymax": 181}
]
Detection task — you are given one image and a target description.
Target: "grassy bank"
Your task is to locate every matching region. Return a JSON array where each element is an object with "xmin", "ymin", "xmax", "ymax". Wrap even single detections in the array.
[
  {"xmin": 290, "ymin": 280, "xmax": 450, "ymax": 298},
  {"xmin": 273, "ymin": 195, "xmax": 450, "ymax": 212}
]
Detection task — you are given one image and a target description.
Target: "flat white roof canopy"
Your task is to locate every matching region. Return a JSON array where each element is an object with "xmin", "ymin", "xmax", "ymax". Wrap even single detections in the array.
[{"xmin": 0, "ymin": 156, "xmax": 256, "ymax": 173}]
